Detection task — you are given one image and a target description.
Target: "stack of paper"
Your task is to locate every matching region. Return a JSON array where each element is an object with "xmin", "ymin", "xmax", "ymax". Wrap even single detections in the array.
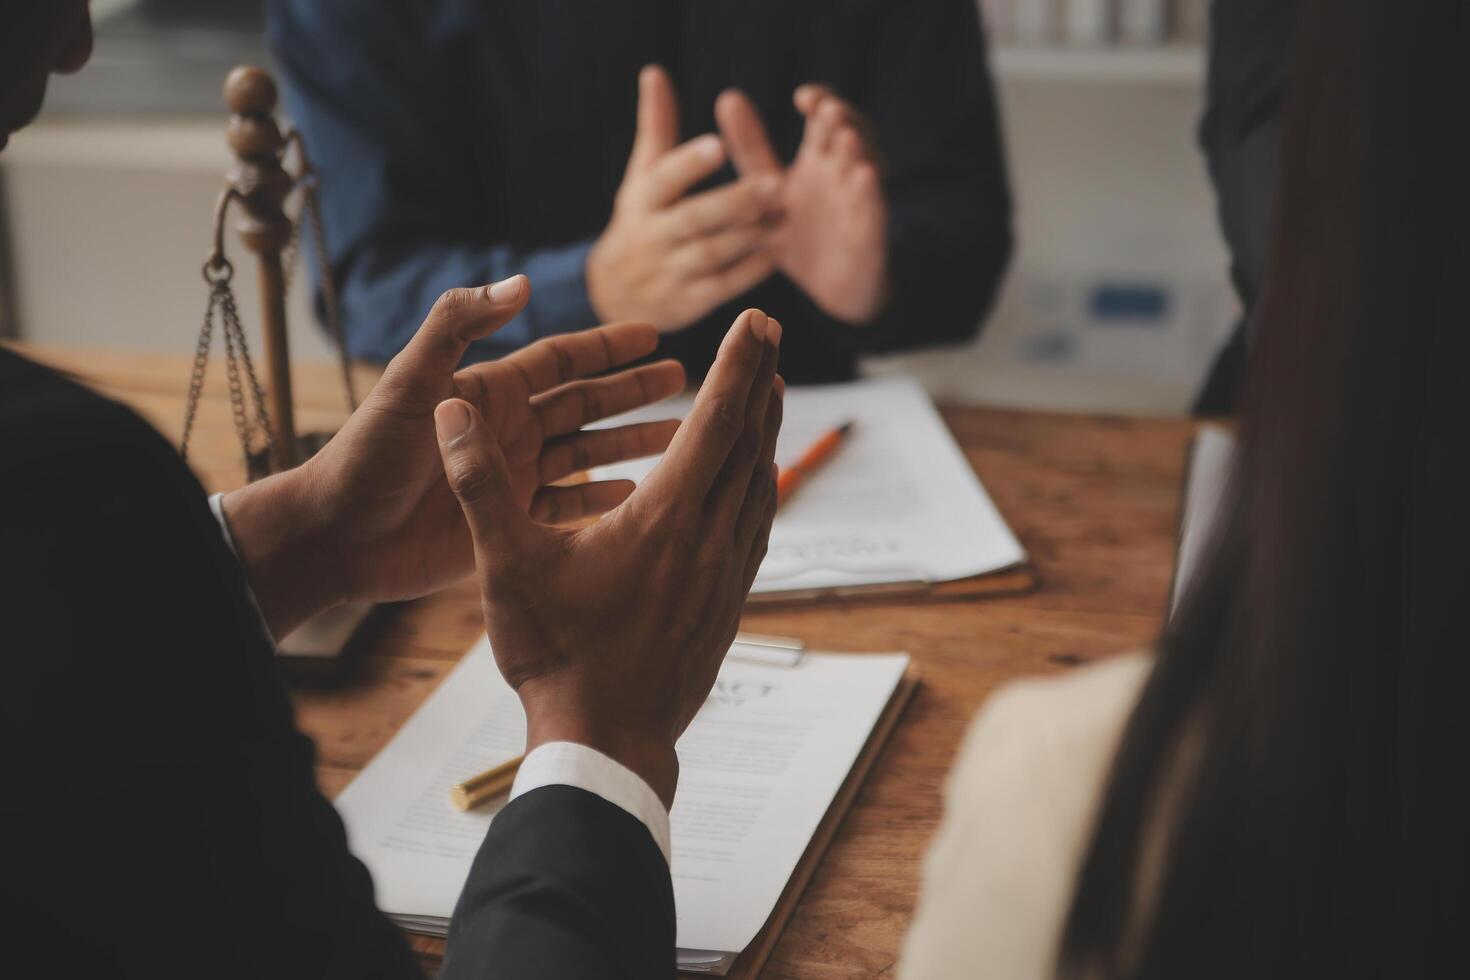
[
  {"xmin": 335, "ymin": 639, "xmax": 910, "ymax": 975},
  {"xmin": 596, "ymin": 376, "xmax": 1026, "ymax": 599}
]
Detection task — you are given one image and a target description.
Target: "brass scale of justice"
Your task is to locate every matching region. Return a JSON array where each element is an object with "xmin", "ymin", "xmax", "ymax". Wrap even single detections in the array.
[{"xmin": 180, "ymin": 65, "xmax": 375, "ymax": 663}]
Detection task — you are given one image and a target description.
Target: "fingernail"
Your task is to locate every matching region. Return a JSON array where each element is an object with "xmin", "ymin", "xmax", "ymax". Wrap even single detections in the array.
[
  {"xmin": 767, "ymin": 317, "xmax": 782, "ymax": 346},
  {"xmin": 748, "ymin": 310, "xmax": 768, "ymax": 341},
  {"xmin": 489, "ymin": 275, "xmax": 524, "ymax": 304},
  {"xmin": 755, "ymin": 174, "xmax": 782, "ymax": 199},
  {"xmin": 435, "ymin": 400, "xmax": 472, "ymax": 444},
  {"xmin": 695, "ymin": 134, "xmax": 723, "ymax": 160},
  {"xmin": 774, "ymin": 374, "xmax": 786, "ymax": 396}
]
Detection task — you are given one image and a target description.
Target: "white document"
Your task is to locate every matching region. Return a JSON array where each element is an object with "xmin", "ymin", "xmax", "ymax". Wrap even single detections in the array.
[
  {"xmin": 595, "ymin": 375, "xmax": 1026, "ymax": 597},
  {"xmin": 335, "ymin": 639, "xmax": 910, "ymax": 974},
  {"xmin": 1171, "ymin": 425, "xmax": 1237, "ymax": 614}
]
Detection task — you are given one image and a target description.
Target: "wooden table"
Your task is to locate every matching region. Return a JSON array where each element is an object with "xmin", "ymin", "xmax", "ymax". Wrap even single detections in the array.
[{"xmin": 11, "ymin": 344, "xmax": 1200, "ymax": 978}]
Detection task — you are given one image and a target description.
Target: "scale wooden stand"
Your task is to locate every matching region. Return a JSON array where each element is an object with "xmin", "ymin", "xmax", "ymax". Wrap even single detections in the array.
[{"xmin": 182, "ymin": 65, "xmax": 382, "ymax": 670}]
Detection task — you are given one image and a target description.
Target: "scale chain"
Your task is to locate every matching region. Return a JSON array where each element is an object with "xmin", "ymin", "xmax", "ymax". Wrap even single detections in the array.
[
  {"xmin": 280, "ymin": 170, "xmax": 357, "ymax": 412},
  {"xmin": 181, "ymin": 262, "xmax": 277, "ymax": 476},
  {"xmin": 220, "ymin": 277, "xmax": 277, "ymax": 474},
  {"xmin": 179, "ymin": 282, "xmax": 217, "ymax": 464}
]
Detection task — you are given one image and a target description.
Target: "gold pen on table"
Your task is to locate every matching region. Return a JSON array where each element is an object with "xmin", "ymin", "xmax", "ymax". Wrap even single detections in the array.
[{"xmin": 449, "ymin": 755, "xmax": 523, "ymax": 812}]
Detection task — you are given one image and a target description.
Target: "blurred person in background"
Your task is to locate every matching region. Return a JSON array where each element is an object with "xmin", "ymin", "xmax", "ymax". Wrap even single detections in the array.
[
  {"xmin": 267, "ymin": 0, "xmax": 1012, "ymax": 384},
  {"xmin": 1194, "ymin": 0, "xmax": 1296, "ymax": 412},
  {"xmin": 901, "ymin": 0, "xmax": 1470, "ymax": 974}
]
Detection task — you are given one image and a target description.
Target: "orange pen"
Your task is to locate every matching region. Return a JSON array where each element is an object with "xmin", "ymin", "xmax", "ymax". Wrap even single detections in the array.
[{"xmin": 776, "ymin": 421, "xmax": 854, "ymax": 507}]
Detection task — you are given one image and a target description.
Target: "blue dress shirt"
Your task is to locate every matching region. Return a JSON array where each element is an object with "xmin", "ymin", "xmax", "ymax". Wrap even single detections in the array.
[{"xmin": 267, "ymin": 0, "xmax": 1012, "ymax": 382}]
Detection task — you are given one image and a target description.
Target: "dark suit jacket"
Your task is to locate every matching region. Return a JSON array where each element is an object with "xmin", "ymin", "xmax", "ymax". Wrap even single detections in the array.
[{"xmin": 0, "ymin": 348, "xmax": 673, "ymax": 978}]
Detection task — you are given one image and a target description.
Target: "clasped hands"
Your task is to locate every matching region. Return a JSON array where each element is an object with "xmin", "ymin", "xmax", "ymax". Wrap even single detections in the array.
[
  {"xmin": 223, "ymin": 276, "xmax": 783, "ymax": 806},
  {"xmin": 587, "ymin": 65, "xmax": 892, "ymax": 333}
]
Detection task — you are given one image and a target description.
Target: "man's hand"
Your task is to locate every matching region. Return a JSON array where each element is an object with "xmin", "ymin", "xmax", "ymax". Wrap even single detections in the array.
[
  {"xmin": 223, "ymin": 275, "xmax": 686, "ymax": 639},
  {"xmin": 586, "ymin": 65, "xmax": 782, "ymax": 333},
  {"xmin": 437, "ymin": 309, "xmax": 783, "ymax": 807},
  {"xmin": 717, "ymin": 84, "xmax": 891, "ymax": 325}
]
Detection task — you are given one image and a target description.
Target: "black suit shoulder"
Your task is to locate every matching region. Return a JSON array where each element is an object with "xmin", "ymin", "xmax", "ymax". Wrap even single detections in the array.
[
  {"xmin": 0, "ymin": 348, "xmax": 186, "ymax": 481},
  {"xmin": 0, "ymin": 348, "xmax": 422, "ymax": 979}
]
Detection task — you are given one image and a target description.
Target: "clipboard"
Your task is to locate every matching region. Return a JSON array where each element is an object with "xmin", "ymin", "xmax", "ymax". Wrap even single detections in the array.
[
  {"xmin": 592, "ymin": 377, "xmax": 1035, "ymax": 612},
  {"xmin": 1167, "ymin": 424, "xmax": 1237, "ymax": 617},
  {"xmin": 681, "ymin": 667, "xmax": 922, "ymax": 979},
  {"xmin": 745, "ymin": 564, "xmax": 1039, "ymax": 608}
]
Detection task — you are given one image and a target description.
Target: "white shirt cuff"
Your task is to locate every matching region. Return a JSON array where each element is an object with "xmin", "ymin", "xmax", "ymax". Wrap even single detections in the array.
[
  {"xmin": 510, "ymin": 741, "xmax": 672, "ymax": 865},
  {"xmin": 208, "ymin": 492, "xmax": 277, "ymax": 647}
]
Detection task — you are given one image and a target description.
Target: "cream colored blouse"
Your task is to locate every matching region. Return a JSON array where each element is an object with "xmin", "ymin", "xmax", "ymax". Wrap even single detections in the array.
[{"xmin": 898, "ymin": 654, "xmax": 1153, "ymax": 979}]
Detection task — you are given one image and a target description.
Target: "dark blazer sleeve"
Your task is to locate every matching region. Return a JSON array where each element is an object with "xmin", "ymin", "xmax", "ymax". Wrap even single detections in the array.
[
  {"xmin": 1199, "ymin": 0, "xmax": 1296, "ymax": 316},
  {"xmin": 856, "ymin": 0, "xmax": 1013, "ymax": 355},
  {"xmin": 441, "ymin": 785, "xmax": 677, "ymax": 980},
  {"xmin": 0, "ymin": 353, "xmax": 422, "ymax": 979},
  {"xmin": 1193, "ymin": 0, "xmax": 1297, "ymax": 411}
]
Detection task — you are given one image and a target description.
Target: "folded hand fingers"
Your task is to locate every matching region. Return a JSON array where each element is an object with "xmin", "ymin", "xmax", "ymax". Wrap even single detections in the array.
[
  {"xmin": 638, "ymin": 309, "xmax": 769, "ymax": 504},
  {"xmin": 797, "ymin": 89, "xmax": 880, "ymax": 168},
  {"xmin": 530, "ymin": 480, "xmax": 636, "ymax": 525},
  {"xmin": 735, "ymin": 373, "xmax": 783, "ymax": 556},
  {"xmin": 495, "ymin": 322, "xmax": 661, "ymax": 396},
  {"xmin": 378, "ymin": 276, "xmax": 530, "ymax": 410},
  {"xmin": 628, "ymin": 64, "xmax": 679, "ymax": 173},
  {"xmin": 533, "ymin": 359, "xmax": 684, "ymax": 436},
  {"xmin": 804, "ymin": 98, "xmax": 849, "ymax": 158},
  {"xmin": 708, "ymin": 319, "xmax": 780, "ymax": 532},
  {"xmin": 537, "ymin": 419, "xmax": 680, "ymax": 485},
  {"xmin": 661, "ymin": 176, "xmax": 781, "ymax": 242},
  {"xmin": 641, "ymin": 134, "xmax": 726, "ymax": 210},
  {"xmin": 434, "ymin": 398, "xmax": 536, "ymax": 559},
  {"xmin": 669, "ymin": 222, "xmax": 769, "ymax": 279},
  {"xmin": 833, "ymin": 127, "xmax": 866, "ymax": 176},
  {"xmin": 793, "ymin": 83, "xmax": 834, "ymax": 116},
  {"xmin": 716, "ymin": 88, "xmax": 784, "ymax": 177}
]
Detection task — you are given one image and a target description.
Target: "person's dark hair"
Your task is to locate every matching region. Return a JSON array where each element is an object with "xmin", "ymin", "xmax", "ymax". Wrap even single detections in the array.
[{"xmin": 1058, "ymin": 1, "xmax": 1470, "ymax": 976}]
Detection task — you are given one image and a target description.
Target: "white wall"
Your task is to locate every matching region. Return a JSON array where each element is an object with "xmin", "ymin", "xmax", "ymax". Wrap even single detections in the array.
[
  {"xmin": 3, "ymin": 119, "xmax": 334, "ymax": 363},
  {"xmin": 866, "ymin": 54, "xmax": 1236, "ymax": 414}
]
